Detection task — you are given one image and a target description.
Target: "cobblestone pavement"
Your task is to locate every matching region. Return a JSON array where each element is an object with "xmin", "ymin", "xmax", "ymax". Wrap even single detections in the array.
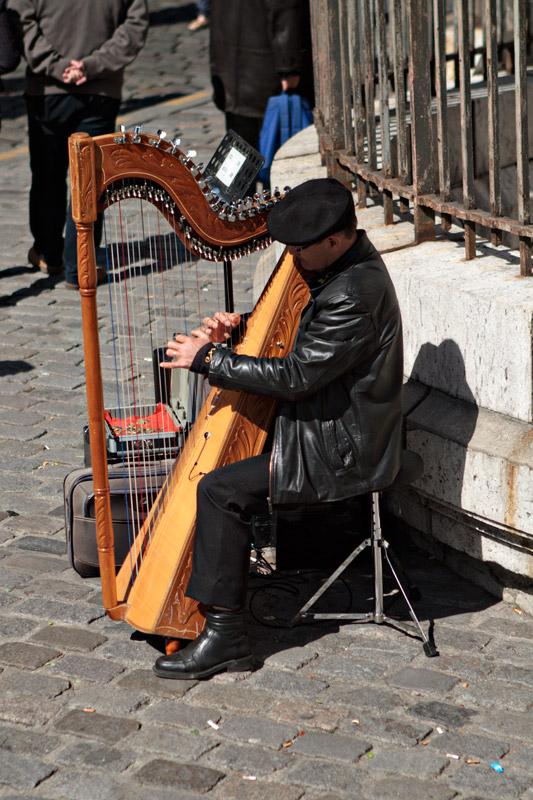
[{"xmin": 1, "ymin": 2, "xmax": 533, "ymax": 799}]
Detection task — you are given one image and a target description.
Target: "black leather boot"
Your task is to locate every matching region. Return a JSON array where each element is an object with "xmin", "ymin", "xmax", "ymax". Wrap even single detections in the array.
[{"xmin": 153, "ymin": 609, "xmax": 255, "ymax": 680}]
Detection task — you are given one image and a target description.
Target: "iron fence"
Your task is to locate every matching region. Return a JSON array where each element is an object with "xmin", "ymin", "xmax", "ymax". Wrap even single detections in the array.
[{"xmin": 310, "ymin": 0, "xmax": 533, "ymax": 275}]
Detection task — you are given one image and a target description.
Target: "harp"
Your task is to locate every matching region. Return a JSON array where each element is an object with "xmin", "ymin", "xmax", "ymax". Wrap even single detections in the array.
[{"xmin": 68, "ymin": 129, "xmax": 309, "ymax": 640}]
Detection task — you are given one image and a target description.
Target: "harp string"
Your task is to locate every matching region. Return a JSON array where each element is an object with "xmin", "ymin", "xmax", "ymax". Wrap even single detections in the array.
[{"xmin": 99, "ymin": 180, "xmax": 260, "ymax": 586}]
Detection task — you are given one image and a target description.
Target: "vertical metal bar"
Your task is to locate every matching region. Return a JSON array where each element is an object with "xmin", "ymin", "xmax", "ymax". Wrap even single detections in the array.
[
  {"xmin": 376, "ymin": 0, "xmax": 392, "ymax": 224},
  {"xmin": 486, "ymin": 0, "xmax": 502, "ymax": 246},
  {"xmin": 433, "ymin": 0, "xmax": 452, "ymax": 232},
  {"xmin": 363, "ymin": 0, "xmax": 377, "ymax": 171},
  {"xmin": 392, "ymin": 0, "xmax": 409, "ymax": 184},
  {"xmin": 514, "ymin": 0, "xmax": 532, "ymax": 275},
  {"xmin": 458, "ymin": 0, "xmax": 476, "ymax": 259},
  {"xmin": 407, "ymin": 0, "xmax": 436, "ymax": 242},
  {"xmin": 376, "ymin": 0, "xmax": 391, "ymax": 176},
  {"xmin": 338, "ymin": 0, "xmax": 353, "ymax": 155},
  {"xmin": 351, "ymin": 0, "xmax": 367, "ymax": 207},
  {"xmin": 327, "ymin": 1, "xmax": 346, "ymax": 152},
  {"xmin": 309, "ymin": 0, "xmax": 322, "ymax": 114},
  {"xmin": 223, "ymin": 260, "xmax": 234, "ymax": 313}
]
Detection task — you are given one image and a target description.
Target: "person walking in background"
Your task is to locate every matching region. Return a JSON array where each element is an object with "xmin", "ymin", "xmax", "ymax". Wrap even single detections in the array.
[
  {"xmin": 8, "ymin": 0, "xmax": 149, "ymax": 286},
  {"xmin": 0, "ymin": 0, "xmax": 20, "ymax": 129},
  {"xmin": 209, "ymin": 0, "xmax": 313, "ymax": 151},
  {"xmin": 188, "ymin": 0, "xmax": 209, "ymax": 31}
]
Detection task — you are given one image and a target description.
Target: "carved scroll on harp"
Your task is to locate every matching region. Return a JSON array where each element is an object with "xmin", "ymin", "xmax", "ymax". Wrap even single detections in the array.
[{"xmin": 68, "ymin": 129, "xmax": 309, "ymax": 640}]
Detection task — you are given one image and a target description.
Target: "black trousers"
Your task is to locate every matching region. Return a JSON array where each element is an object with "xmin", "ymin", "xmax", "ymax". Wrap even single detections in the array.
[
  {"xmin": 186, "ymin": 452, "xmax": 271, "ymax": 609},
  {"xmin": 225, "ymin": 112, "xmax": 263, "ymax": 151},
  {"xmin": 26, "ymin": 93, "xmax": 119, "ymax": 279}
]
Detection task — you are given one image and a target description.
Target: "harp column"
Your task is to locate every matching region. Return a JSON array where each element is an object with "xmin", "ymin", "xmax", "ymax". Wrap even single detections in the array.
[{"xmin": 68, "ymin": 131, "xmax": 119, "ymax": 613}]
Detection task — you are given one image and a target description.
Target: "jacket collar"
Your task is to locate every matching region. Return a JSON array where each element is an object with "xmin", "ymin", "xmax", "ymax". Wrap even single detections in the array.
[{"xmin": 307, "ymin": 230, "xmax": 373, "ymax": 293}]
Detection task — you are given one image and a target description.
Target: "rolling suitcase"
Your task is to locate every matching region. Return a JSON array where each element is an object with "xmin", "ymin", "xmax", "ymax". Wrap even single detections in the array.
[{"xmin": 64, "ymin": 461, "xmax": 173, "ymax": 578}]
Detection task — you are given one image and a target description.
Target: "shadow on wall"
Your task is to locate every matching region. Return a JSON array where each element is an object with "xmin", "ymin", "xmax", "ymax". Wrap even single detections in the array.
[{"xmin": 403, "ymin": 338, "xmax": 480, "ymax": 555}]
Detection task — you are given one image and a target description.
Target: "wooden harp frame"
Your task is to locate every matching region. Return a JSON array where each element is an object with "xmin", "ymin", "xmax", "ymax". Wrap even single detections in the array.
[{"xmin": 68, "ymin": 129, "xmax": 309, "ymax": 639}]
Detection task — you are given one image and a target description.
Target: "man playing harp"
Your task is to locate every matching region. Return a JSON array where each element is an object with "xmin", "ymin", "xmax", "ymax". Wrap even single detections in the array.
[{"xmin": 154, "ymin": 178, "xmax": 404, "ymax": 680}]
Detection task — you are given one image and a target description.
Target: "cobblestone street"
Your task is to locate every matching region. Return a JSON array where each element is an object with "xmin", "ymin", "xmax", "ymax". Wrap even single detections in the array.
[{"xmin": 0, "ymin": 2, "xmax": 533, "ymax": 799}]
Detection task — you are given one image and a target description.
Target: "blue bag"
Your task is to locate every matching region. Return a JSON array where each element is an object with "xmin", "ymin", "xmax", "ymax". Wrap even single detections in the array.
[{"xmin": 258, "ymin": 92, "xmax": 314, "ymax": 186}]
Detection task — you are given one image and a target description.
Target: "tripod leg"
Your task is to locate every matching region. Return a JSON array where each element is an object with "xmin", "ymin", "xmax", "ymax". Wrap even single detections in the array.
[
  {"xmin": 386, "ymin": 545, "xmax": 421, "ymax": 601},
  {"xmin": 372, "ymin": 492, "xmax": 384, "ymax": 623},
  {"xmin": 383, "ymin": 546, "xmax": 439, "ymax": 657}
]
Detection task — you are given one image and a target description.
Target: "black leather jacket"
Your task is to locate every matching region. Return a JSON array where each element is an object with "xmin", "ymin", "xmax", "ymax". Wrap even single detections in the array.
[{"xmin": 208, "ymin": 231, "xmax": 404, "ymax": 508}]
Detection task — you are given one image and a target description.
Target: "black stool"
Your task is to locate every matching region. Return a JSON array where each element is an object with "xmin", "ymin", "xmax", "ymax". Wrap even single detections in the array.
[{"xmin": 289, "ymin": 451, "xmax": 439, "ymax": 657}]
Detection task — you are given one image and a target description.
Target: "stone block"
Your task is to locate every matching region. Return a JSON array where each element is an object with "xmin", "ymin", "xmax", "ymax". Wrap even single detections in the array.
[
  {"xmin": 360, "ymin": 747, "xmax": 449, "ymax": 779},
  {"xmin": 290, "ymin": 730, "xmax": 371, "ymax": 761},
  {"xmin": 448, "ymin": 763, "xmax": 532, "ymax": 798},
  {"xmin": 426, "ymin": 730, "xmax": 509, "ymax": 761},
  {"xmin": 10, "ymin": 534, "xmax": 66, "ymax": 555},
  {"xmin": 200, "ymin": 741, "xmax": 293, "ymax": 777},
  {"xmin": 363, "ymin": 776, "xmax": 456, "ymax": 800},
  {"xmin": 322, "ymin": 686, "xmax": 404, "ymax": 713},
  {"xmin": 54, "ymin": 740, "xmax": 137, "ymax": 772},
  {"xmin": 98, "ymin": 639, "xmax": 159, "ymax": 667},
  {"xmin": 64, "ymin": 685, "xmax": 150, "ymax": 715},
  {"xmin": 0, "ymin": 641, "xmax": 60, "ymax": 669},
  {"xmin": 0, "ymin": 614, "xmax": 38, "ymax": 638},
  {"xmin": 477, "ymin": 710, "xmax": 533, "ymax": 742},
  {"xmin": 19, "ymin": 578, "xmax": 92, "ymax": 601},
  {"xmin": 41, "ymin": 768, "xmax": 126, "ymax": 800},
  {"xmin": 261, "ymin": 644, "xmax": 319, "ymax": 670},
  {"xmin": 0, "ymin": 749, "xmax": 55, "ymax": 790},
  {"xmin": 133, "ymin": 759, "xmax": 224, "ymax": 792},
  {"xmin": 337, "ymin": 714, "xmax": 433, "ymax": 746},
  {"xmin": 47, "ymin": 654, "xmax": 125, "ymax": 683},
  {"xmin": 14, "ymin": 598, "xmax": 105, "ymax": 625},
  {"xmin": 284, "ymin": 758, "xmax": 365, "ymax": 794},
  {"xmin": 212, "ymin": 776, "xmax": 303, "ymax": 800},
  {"xmin": 30, "ymin": 624, "xmax": 106, "ymax": 651},
  {"xmin": 0, "ymin": 693, "xmax": 60, "ymax": 726},
  {"xmin": 452, "ymin": 679, "xmax": 533, "ymax": 712},
  {"xmin": 218, "ymin": 714, "xmax": 299, "ymax": 749},
  {"xmin": 268, "ymin": 698, "xmax": 343, "ymax": 732},
  {"xmin": 0, "ymin": 566, "xmax": 32, "ymax": 591},
  {"xmin": 189, "ymin": 682, "xmax": 273, "ymax": 713},
  {"xmin": 0, "ymin": 721, "xmax": 60, "ymax": 756},
  {"xmin": 117, "ymin": 668, "xmax": 198, "ymax": 698},
  {"xmin": 246, "ymin": 668, "xmax": 328, "ymax": 698},
  {"xmin": 387, "ymin": 666, "xmax": 459, "ymax": 693},
  {"xmin": 140, "ymin": 701, "xmax": 221, "ymax": 729},
  {"xmin": 407, "ymin": 700, "xmax": 478, "ymax": 728},
  {"xmin": 386, "ymin": 242, "xmax": 533, "ymax": 422},
  {"xmin": 0, "ymin": 670, "xmax": 69, "ymax": 699},
  {"xmin": 130, "ymin": 725, "xmax": 217, "ymax": 761},
  {"xmin": 54, "ymin": 708, "xmax": 140, "ymax": 742},
  {"xmin": 311, "ymin": 655, "xmax": 388, "ymax": 682}
]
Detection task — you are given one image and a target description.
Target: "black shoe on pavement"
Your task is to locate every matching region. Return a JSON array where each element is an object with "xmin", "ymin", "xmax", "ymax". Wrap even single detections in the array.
[{"xmin": 153, "ymin": 609, "xmax": 255, "ymax": 680}]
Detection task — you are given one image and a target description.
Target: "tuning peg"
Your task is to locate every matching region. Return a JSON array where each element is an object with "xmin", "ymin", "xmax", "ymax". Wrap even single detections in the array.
[
  {"xmin": 114, "ymin": 124, "xmax": 127, "ymax": 144},
  {"xmin": 283, "ymin": 186, "xmax": 291, "ymax": 193},
  {"xmin": 155, "ymin": 129, "xmax": 167, "ymax": 147},
  {"xmin": 170, "ymin": 136, "xmax": 181, "ymax": 154},
  {"xmin": 132, "ymin": 125, "xmax": 143, "ymax": 143},
  {"xmin": 186, "ymin": 149, "xmax": 197, "ymax": 160}
]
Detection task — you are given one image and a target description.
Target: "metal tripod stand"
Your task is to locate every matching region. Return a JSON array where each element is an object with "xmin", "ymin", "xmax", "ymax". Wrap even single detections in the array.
[{"xmin": 289, "ymin": 488, "xmax": 439, "ymax": 658}]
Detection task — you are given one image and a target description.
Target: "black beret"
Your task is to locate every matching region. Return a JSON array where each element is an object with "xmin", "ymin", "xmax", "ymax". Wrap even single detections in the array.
[{"xmin": 267, "ymin": 178, "xmax": 355, "ymax": 246}]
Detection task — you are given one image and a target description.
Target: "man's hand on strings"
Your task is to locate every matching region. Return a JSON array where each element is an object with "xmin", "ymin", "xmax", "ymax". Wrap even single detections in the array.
[
  {"xmin": 202, "ymin": 311, "xmax": 241, "ymax": 343},
  {"xmin": 160, "ymin": 329, "xmax": 211, "ymax": 369}
]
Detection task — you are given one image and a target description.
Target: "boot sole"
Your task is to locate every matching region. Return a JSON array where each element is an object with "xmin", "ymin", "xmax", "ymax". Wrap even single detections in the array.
[{"xmin": 153, "ymin": 654, "xmax": 256, "ymax": 680}]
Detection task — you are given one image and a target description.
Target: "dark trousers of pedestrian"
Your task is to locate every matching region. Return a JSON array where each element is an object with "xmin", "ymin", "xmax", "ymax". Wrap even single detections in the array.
[
  {"xmin": 225, "ymin": 112, "xmax": 263, "ymax": 152},
  {"xmin": 186, "ymin": 452, "xmax": 271, "ymax": 610},
  {"xmin": 26, "ymin": 93, "xmax": 120, "ymax": 283}
]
